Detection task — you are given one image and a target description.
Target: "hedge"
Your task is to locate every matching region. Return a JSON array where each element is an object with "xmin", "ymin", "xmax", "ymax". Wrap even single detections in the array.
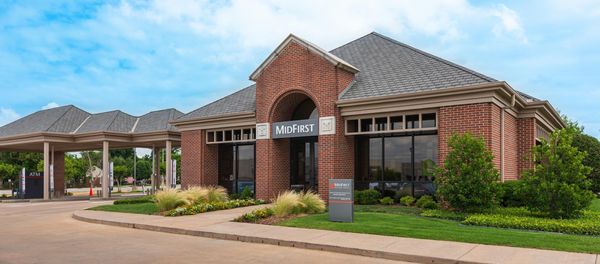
[
  {"xmin": 420, "ymin": 209, "xmax": 467, "ymax": 221},
  {"xmin": 462, "ymin": 211, "xmax": 600, "ymax": 236},
  {"xmin": 113, "ymin": 195, "xmax": 155, "ymax": 205}
]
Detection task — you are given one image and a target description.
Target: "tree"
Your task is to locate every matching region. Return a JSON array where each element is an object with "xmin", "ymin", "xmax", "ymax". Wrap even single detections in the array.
[
  {"xmin": 519, "ymin": 128, "xmax": 595, "ymax": 218},
  {"xmin": 435, "ymin": 133, "xmax": 502, "ymax": 212},
  {"xmin": 0, "ymin": 163, "xmax": 17, "ymax": 188},
  {"xmin": 572, "ymin": 133, "xmax": 600, "ymax": 194}
]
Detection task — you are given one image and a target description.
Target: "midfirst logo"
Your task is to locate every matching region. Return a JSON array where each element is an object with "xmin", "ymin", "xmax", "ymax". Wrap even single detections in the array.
[
  {"xmin": 275, "ymin": 123, "xmax": 315, "ymax": 135},
  {"xmin": 329, "ymin": 182, "xmax": 351, "ymax": 189}
]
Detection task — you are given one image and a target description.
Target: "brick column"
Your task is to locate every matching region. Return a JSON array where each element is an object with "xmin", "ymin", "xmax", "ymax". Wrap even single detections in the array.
[
  {"xmin": 53, "ymin": 152, "xmax": 65, "ymax": 198},
  {"xmin": 181, "ymin": 130, "xmax": 218, "ymax": 189},
  {"xmin": 518, "ymin": 118, "xmax": 536, "ymax": 177}
]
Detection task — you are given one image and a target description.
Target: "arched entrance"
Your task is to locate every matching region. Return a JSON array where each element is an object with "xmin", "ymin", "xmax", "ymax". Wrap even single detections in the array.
[{"xmin": 269, "ymin": 91, "xmax": 319, "ymax": 192}]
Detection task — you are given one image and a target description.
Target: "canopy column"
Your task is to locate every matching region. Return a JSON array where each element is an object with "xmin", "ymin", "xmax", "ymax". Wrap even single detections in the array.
[
  {"xmin": 102, "ymin": 141, "xmax": 110, "ymax": 199},
  {"xmin": 152, "ymin": 146, "xmax": 160, "ymax": 192},
  {"xmin": 166, "ymin": 140, "xmax": 173, "ymax": 188},
  {"xmin": 43, "ymin": 142, "xmax": 50, "ymax": 200}
]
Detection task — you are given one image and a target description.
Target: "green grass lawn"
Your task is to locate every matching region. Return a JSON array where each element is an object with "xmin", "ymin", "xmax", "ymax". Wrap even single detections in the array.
[
  {"xmin": 88, "ymin": 203, "xmax": 159, "ymax": 215},
  {"xmin": 589, "ymin": 198, "xmax": 600, "ymax": 212},
  {"xmin": 278, "ymin": 205, "xmax": 600, "ymax": 254}
]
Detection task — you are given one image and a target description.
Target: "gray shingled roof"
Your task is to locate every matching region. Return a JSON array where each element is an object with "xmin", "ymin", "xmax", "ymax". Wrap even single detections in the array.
[
  {"xmin": 176, "ymin": 84, "xmax": 256, "ymax": 121},
  {"xmin": 179, "ymin": 32, "xmax": 504, "ymax": 120},
  {"xmin": 332, "ymin": 32, "xmax": 496, "ymax": 100},
  {"xmin": 0, "ymin": 105, "xmax": 183, "ymax": 138}
]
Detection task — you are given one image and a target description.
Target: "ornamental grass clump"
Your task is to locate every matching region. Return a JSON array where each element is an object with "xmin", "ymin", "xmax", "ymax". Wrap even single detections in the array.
[
  {"xmin": 182, "ymin": 186, "xmax": 209, "ymax": 204},
  {"xmin": 298, "ymin": 191, "xmax": 326, "ymax": 214},
  {"xmin": 272, "ymin": 191, "xmax": 302, "ymax": 217},
  {"xmin": 206, "ymin": 186, "xmax": 229, "ymax": 203},
  {"xmin": 155, "ymin": 188, "xmax": 188, "ymax": 212}
]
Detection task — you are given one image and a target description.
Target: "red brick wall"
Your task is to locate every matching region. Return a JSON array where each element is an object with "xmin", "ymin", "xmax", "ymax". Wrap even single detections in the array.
[
  {"xmin": 504, "ymin": 112, "xmax": 519, "ymax": 180},
  {"xmin": 181, "ymin": 130, "xmax": 218, "ymax": 189},
  {"xmin": 255, "ymin": 41, "xmax": 355, "ymax": 200},
  {"xmin": 53, "ymin": 151, "xmax": 65, "ymax": 198},
  {"xmin": 438, "ymin": 103, "xmax": 499, "ymax": 166},
  {"xmin": 518, "ymin": 118, "xmax": 536, "ymax": 176}
]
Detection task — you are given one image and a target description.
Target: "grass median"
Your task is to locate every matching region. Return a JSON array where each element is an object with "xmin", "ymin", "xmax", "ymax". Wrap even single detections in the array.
[
  {"xmin": 277, "ymin": 204, "xmax": 600, "ymax": 254},
  {"xmin": 88, "ymin": 203, "xmax": 159, "ymax": 215}
]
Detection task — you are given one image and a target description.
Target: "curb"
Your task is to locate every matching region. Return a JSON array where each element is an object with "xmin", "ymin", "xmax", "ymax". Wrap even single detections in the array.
[{"xmin": 72, "ymin": 212, "xmax": 485, "ymax": 264}]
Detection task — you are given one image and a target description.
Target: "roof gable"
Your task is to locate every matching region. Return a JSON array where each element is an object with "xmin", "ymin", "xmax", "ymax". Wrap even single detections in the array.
[
  {"xmin": 249, "ymin": 34, "xmax": 359, "ymax": 81},
  {"xmin": 332, "ymin": 32, "xmax": 496, "ymax": 100}
]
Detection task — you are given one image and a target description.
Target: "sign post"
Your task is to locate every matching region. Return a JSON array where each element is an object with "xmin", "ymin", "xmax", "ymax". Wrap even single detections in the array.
[
  {"xmin": 20, "ymin": 168, "xmax": 25, "ymax": 199},
  {"xmin": 171, "ymin": 160, "xmax": 177, "ymax": 189},
  {"xmin": 328, "ymin": 179, "xmax": 354, "ymax": 222},
  {"xmin": 109, "ymin": 161, "xmax": 114, "ymax": 195}
]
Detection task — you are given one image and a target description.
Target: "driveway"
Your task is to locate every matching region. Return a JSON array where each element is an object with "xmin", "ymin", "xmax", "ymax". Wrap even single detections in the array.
[{"xmin": 0, "ymin": 201, "xmax": 405, "ymax": 264}]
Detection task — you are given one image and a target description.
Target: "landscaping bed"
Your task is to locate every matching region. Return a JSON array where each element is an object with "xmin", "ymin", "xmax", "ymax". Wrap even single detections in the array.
[
  {"xmin": 275, "ymin": 204, "xmax": 600, "ymax": 254},
  {"xmin": 88, "ymin": 186, "xmax": 264, "ymax": 216}
]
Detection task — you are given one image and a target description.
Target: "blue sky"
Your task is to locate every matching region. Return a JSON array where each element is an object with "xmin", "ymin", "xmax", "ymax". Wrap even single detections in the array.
[{"xmin": 0, "ymin": 0, "xmax": 599, "ymax": 138}]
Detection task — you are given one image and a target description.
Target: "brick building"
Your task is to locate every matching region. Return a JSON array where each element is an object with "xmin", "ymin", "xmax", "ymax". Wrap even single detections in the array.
[{"xmin": 172, "ymin": 32, "xmax": 564, "ymax": 200}]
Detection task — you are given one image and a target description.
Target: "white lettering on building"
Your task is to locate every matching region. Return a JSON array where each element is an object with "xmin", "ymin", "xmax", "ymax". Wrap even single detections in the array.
[{"xmin": 275, "ymin": 123, "xmax": 315, "ymax": 135}]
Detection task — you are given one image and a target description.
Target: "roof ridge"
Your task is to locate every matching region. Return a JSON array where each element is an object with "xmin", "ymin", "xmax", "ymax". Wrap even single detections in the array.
[
  {"xmin": 177, "ymin": 84, "xmax": 256, "ymax": 120},
  {"xmin": 104, "ymin": 110, "xmax": 122, "ymax": 131},
  {"xmin": 329, "ymin": 31, "xmax": 377, "ymax": 53},
  {"xmin": 44, "ymin": 105, "xmax": 73, "ymax": 132},
  {"xmin": 369, "ymin": 32, "xmax": 496, "ymax": 82}
]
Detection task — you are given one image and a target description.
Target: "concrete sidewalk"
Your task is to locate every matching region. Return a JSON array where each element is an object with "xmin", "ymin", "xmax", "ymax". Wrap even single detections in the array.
[{"xmin": 73, "ymin": 208, "xmax": 599, "ymax": 264}]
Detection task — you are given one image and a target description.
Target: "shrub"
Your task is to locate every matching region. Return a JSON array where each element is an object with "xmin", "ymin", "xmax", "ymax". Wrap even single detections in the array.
[
  {"xmin": 354, "ymin": 189, "xmax": 381, "ymax": 205},
  {"xmin": 206, "ymin": 186, "xmax": 229, "ymax": 203},
  {"xmin": 182, "ymin": 186, "xmax": 209, "ymax": 204},
  {"xmin": 462, "ymin": 211, "xmax": 600, "ymax": 236},
  {"xmin": 239, "ymin": 186, "xmax": 254, "ymax": 200},
  {"xmin": 415, "ymin": 195, "xmax": 434, "ymax": 208},
  {"xmin": 421, "ymin": 200, "xmax": 439, "ymax": 210},
  {"xmin": 498, "ymin": 180, "xmax": 525, "ymax": 207},
  {"xmin": 114, "ymin": 195, "xmax": 154, "ymax": 205},
  {"xmin": 435, "ymin": 133, "xmax": 502, "ymax": 212},
  {"xmin": 155, "ymin": 189, "xmax": 188, "ymax": 212},
  {"xmin": 420, "ymin": 209, "xmax": 467, "ymax": 221},
  {"xmin": 380, "ymin": 197, "xmax": 394, "ymax": 205},
  {"xmin": 166, "ymin": 199, "xmax": 265, "ymax": 216},
  {"xmin": 298, "ymin": 191, "xmax": 326, "ymax": 214},
  {"xmin": 234, "ymin": 207, "xmax": 274, "ymax": 223},
  {"xmin": 272, "ymin": 191, "xmax": 303, "ymax": 217},
  {"xmin": 520, "ymin": 128, "xmax": 595, "ymax": 218},
  {"xmin": 400, "ymin": 196, "xmax": 415, "ymax": 206}
]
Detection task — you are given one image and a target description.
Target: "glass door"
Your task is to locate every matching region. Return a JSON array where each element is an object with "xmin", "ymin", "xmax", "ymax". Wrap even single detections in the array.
[
  {"xmin": 218, "ymin": 144, "xmax": 255, "ymax": 195},
  {"xmin": 290, "ymin": 138, "xmax": 318, "ymax": 192}
]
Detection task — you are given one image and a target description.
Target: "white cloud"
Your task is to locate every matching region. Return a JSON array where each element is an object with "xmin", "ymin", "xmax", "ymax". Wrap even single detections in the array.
[
  {"xmin": 41, "ymin": 102, "xmax": 60, "ymax": 110},
  {"xmin": 0, "ymin": 108, "xmax": 20, "ymax": 126},
  {"xmin": 490, "ymin": 4, "xmax": 528, "ymax": 44}
]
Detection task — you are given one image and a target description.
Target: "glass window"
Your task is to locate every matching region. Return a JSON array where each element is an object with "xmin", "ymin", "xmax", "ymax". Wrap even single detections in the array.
[
  {"xmin": 374, "ymin": 117, "xmax": 387, "ymax": 131},
  {"xmin": 361, "ymin": 118, "xmax": 373, "ymax": 132},
  {"xmin": 422, "ymin": 113, "xmax": 436, "ymax": 128},
  {"xmin": 216, "ymin": 131, "xmax": 223, "ymax": 142},
  {"xmin": 218, "ymin": 145, "xmax": 234, "ymax": 193},
  {"xmin": 207, "ymin": 132, "xmax": 215, "ymax": 142},
  {"xmin": 413, "ymin": 135, "xmax": 438, "ymax": 196},
  {"xmin": 384, "ymin": 137, "xmax": 413, "ymax": 182},
  {"xmin": 406, "ymin": 115, "xmax": 419, "ymax": 129},
  {"xmin": 390, "ymin": 116, "xmax": 403, "ymax": 130},
  {"xmin": 369, "ymin": 138, "xmax": 383, "ymax": 182},
  {"xmin": 233, "ymin": 130, "xmax": 241, "ymax": 141},
  {"xmin": 236, "ymin": 145, "xmax": 255, "ymax": 193},
  {"xmin": 347, "ymin": 119, "xmax": 359, "ymax": 133},
  {"xmin": 225, "ymin": 130, "xmax": 232, "ymax": 141}
]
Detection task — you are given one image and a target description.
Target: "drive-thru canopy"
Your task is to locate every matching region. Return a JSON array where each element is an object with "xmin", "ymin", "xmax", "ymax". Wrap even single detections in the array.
[{"xmin": 0, "ymin": 105, "xmax": 183, "ymax": 199}]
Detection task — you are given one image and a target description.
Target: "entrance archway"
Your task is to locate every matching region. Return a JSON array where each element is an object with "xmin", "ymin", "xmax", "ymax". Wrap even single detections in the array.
[{"xmin": 268, "ymin": 91, "xmax": 320, "ymax": 193}]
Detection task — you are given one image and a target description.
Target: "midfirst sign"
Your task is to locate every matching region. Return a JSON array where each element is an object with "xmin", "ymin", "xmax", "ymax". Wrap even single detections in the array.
[
  {"xmin": 328, "ymin": 179, "xmax": 354, "ymax": 222},
  {"xmin": 272, "ymin": 119, "xmax": 318, "ymax": 139}
]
